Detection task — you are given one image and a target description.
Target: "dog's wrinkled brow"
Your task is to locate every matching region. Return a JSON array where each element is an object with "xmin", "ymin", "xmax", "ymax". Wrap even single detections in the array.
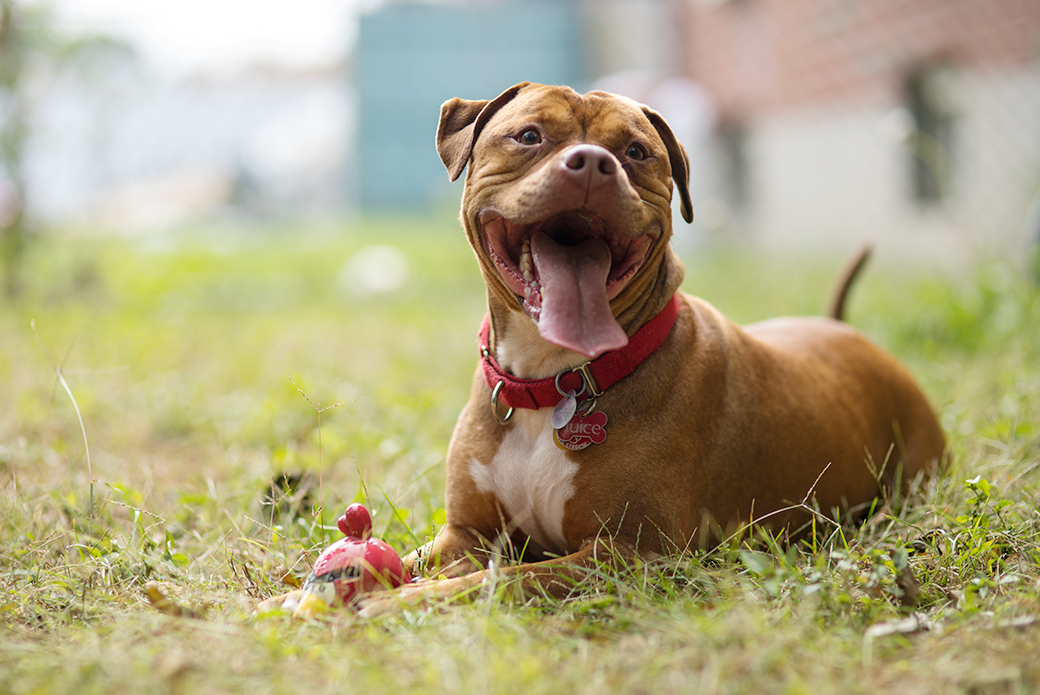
[
  {"xmin": 510, "ymin": 92, "xmax": 648, "ymax": 149},
  {"xmin": 516, "ymin": 93, "xmax": 587, "ymax": 138}
]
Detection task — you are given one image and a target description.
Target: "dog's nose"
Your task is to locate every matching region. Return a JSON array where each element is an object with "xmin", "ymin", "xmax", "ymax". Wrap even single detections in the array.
[{"xmin": 563, "ymin": 145, "xmax": 618, "ymax": 177}]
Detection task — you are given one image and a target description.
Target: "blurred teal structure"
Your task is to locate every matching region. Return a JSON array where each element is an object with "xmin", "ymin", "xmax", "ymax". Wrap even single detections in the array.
[{"xmin": 356, "ymin": 2, "xmax": 585, "ymax": 211}]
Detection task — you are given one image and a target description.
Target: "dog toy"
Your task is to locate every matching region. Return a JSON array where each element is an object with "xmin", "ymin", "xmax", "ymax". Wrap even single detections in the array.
[{"xmin": 286, "ymin": 503, "xmax": 411, "ymax": 618}]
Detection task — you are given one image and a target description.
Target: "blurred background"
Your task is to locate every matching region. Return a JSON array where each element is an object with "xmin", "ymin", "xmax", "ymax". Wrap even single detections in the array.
[{"xmin": 2, "ymin": 0, "xmax": 1040, "ymax": 294}]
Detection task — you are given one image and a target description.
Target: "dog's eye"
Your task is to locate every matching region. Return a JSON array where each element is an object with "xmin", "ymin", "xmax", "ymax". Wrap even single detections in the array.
[
  {"xmin": 626, "ymin": 143, "xmax": 647, "ymax": 161},
  {"xmin": 517, "ymin": 129, "xmax": 542, "ymax": 145}
]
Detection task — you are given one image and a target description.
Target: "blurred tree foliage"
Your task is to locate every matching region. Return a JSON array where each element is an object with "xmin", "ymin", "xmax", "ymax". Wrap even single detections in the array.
[
  {"xmin": 0, "ymin": 0, "xmax": 36, "ymax": 298},
  {"xmin": 0, "ymin": 0, "xmax": 132, "ymax": 298}
]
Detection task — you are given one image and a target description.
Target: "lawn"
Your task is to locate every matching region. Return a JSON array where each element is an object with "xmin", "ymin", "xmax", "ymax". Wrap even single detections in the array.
[{"xmin": 1, "ymin": 217, "xmax": 1038, "ymax": 694}]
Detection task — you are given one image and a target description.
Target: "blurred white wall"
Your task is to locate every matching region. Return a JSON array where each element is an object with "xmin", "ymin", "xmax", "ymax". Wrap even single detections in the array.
[
  {"xmin": 744, "ymin": 63, "xmax": 1040, "ymax": 264},
  {"xmin": 23, "ymin": 58, "xmax": 352, "ymax": 232}
]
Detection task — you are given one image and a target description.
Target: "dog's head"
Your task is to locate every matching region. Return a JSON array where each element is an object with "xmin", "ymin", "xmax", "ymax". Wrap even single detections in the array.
[{"xmin": 437, "ymin": 82, "xmax": 692, "ymax": 359}]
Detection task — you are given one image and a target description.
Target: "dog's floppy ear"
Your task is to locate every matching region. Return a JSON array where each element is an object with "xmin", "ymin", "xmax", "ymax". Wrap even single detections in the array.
[
  {"xmin": 642, "ymin": 106, "xmax": 694, "ymax": 224},
  {"xmin": 437, "ymin": 98, "xmax": 489, "ymax": 182},
  {"xmin": 437, "ymin": 82, "xmax": 529, "ymax": 182}
]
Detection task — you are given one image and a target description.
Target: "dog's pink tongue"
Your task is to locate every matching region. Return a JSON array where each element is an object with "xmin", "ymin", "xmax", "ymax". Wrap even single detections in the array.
[{"xmin": 531, "ymin": 231, "xmax": 628, "ymax": 358}]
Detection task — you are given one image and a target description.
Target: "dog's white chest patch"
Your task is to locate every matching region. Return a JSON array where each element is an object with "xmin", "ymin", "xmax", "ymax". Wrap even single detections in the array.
[{"xmin": 468, "ymin": 409, "xmax": 578, "ymax": 557}]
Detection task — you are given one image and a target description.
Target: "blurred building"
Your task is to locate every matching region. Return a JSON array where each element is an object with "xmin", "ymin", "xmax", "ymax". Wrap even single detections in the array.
[
  {"xmin": 24, "ymin": 57, "xmax": 351, "ymax": 232},
  {"xmin": 353, "ymin": 0, "xmax": 692, "ymax": 212},
  {"xmin": 354, "ymin": 1, "xmax": 583, "ymax": 211},
  {"xmin": 683, "ymin": 0, "xmax": 1040, "ymax": 261}
]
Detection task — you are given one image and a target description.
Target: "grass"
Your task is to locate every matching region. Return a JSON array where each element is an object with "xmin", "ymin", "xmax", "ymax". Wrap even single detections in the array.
[{"xmin": 2, "ymin": 215, "xmax": 1039, "ymax": 694}]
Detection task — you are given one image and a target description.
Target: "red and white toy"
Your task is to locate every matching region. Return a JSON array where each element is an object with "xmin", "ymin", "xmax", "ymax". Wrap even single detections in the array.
[{"xmin": 284, "ymin": 503, "xmax": 411, "ymax": 618}]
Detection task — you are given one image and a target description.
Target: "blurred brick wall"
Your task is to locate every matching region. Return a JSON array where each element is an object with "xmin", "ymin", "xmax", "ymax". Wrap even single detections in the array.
[
  {"xmin": 684, "ymin": 0, "xmax": 1040, "ymax": 117},
  {"xmin": 677, "ymin": 0, "xmax": 1040, "ymax": 262}
]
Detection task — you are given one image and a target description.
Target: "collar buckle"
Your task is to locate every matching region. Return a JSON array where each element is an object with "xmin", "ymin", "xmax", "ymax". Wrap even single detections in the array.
[{"xmin": 570, "ymin": 362, "xmax": 603, "ymax": 399}]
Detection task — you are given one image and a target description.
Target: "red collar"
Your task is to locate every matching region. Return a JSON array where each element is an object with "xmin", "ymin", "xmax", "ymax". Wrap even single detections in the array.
[{"xmin": 479, "ymin": 294, "xmax": 681, "ymax": 410}]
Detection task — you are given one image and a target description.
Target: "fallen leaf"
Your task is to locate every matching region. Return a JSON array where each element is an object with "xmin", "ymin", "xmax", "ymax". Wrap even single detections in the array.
[{"xmin": 144, "ymin": 582, "xmax": 205, "ymax": 619}]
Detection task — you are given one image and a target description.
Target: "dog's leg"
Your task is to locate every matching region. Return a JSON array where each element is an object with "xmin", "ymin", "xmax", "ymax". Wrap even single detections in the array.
[
  {"xmin": 357, "ymin": 536, "xmax": 637, "ymax": 618},
  {"xmin": 403, "ymin": 524, "xmax": 496, "ymax": 579}
]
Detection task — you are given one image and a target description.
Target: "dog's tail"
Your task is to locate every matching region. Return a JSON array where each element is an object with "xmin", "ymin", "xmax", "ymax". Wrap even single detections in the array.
[{"xmin": 827, "ymin": 242, "xmax": 873, "ymax": 321}]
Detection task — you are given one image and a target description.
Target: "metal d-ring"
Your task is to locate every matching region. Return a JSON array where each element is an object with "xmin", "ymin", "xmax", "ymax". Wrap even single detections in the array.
[
  {"xmin": 490, "ymin": 380, "xmax": 514, "ymax": 425},
  {"xmin": 577, "ymin": 398, "xmax": 598, "ymax": 417},
  {"xmin": 555, "ymin": 369, "xmax": 588, "ymax": 399}
]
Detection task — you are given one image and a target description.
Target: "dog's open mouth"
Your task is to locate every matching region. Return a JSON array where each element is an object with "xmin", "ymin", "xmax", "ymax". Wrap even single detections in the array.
[{"xmin": 480, "ymin": 209, "xmax": 656, "ymax": 357}]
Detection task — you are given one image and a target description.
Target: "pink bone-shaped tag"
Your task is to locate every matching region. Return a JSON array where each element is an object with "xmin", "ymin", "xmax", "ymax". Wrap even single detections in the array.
[{"xmin": 553, "ymin": 410, "xmax": 608, "ymax": 451}]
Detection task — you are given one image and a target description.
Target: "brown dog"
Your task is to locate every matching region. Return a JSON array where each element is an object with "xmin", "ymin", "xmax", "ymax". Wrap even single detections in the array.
[{"xmin": 269, "ymin": 82, "xmax": 945, "ymax": 616}]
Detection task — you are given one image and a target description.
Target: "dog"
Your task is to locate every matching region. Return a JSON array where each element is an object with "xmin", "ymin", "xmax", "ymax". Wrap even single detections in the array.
[{"xmin": 264, "ymin": 82, "xmax": 945, "ymax": 616}]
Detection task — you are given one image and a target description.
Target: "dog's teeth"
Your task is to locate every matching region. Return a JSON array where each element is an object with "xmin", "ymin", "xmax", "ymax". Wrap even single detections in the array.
[
  {"xmin": 520, "ymin": 249, "xmax": 532, "ymax": 275},
  {"xmin": 523, "ymin": 270, "xmax": 533, "ymax": 282}
]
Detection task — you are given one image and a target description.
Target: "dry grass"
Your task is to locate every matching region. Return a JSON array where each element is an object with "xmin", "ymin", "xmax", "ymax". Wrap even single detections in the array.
[{"xmin": 2, "ymin": 219, "xmax": 1038, "ymax": 694}]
